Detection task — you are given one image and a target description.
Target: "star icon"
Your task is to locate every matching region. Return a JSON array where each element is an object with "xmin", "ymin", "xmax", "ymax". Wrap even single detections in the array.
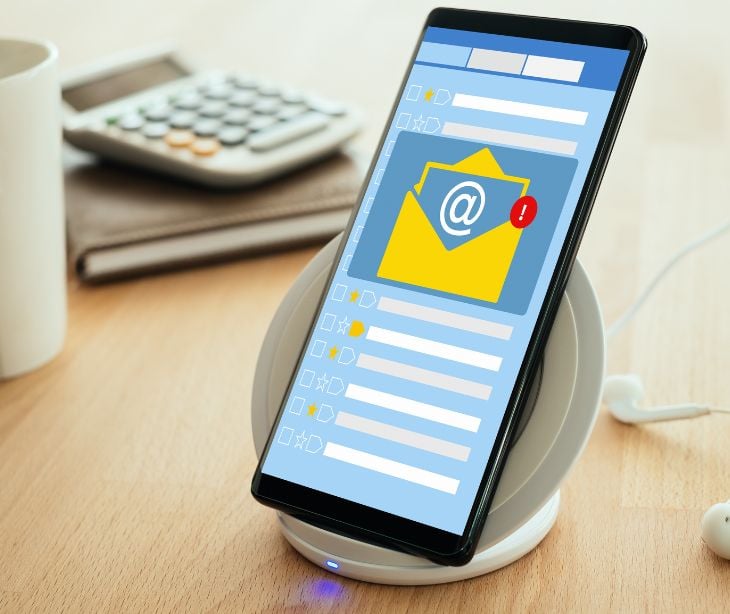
[
  {"xmin": 328, "ymin": 346, "xmax": 338, "ymax": 360},
  {"xmin": 307, "ymin": 403, "xmax": 317, "ymax": 417},
  {"xmin": 316, "ymin": 373, "xmax": 329, "ymax": 391},
  {"xmin": 424, "ymin": 88, "xmax": 434, "ymax": 102},
  {"xmin": 337, "ymin": 316, "xmax": 351, "ymax": 334},
  {"xmin": 349, "ymin": 290, "xmax": 359, "ymax": 303},
  {"xmin": 294, "ymin": 430, "xmax": 307, "ymax": 448},
  {"xmin": 411, "ymin": 114, "xmax": 426, "ymax": 132}
]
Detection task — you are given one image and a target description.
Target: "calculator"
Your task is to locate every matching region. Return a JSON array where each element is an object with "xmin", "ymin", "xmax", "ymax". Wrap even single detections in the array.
[{"xmin": 61, "ymin": 45, "xmax": 362, "ymax": 187}]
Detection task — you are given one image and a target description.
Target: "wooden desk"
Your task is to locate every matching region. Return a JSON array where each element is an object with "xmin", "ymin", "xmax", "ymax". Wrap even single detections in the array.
[{"xmin": 2, "ymin": 1, "xmax": 729, "ymax": 611}]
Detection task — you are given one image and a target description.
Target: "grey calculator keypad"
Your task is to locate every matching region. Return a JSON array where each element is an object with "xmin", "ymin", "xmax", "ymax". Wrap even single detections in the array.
[{"xmin": 110, "ymin": 73, "xmax": 345, "ymax": 151}]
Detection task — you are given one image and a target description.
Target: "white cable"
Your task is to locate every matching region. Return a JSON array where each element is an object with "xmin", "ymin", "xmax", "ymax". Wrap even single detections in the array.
[{"xmin": 606, "ymin": 218, "xmax": 730, "ymax": 340}]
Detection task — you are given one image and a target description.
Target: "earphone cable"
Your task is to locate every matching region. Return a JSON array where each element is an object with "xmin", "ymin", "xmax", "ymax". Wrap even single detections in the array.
[{"xmin": 606, "ymin": 219, "xmax": 730, "ymax": 340}]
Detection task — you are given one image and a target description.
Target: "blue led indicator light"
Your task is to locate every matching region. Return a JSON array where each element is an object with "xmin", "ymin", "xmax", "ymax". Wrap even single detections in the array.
[{"xmin": 325, "ymin": 560, "xmax": 339, "ymax": 570}]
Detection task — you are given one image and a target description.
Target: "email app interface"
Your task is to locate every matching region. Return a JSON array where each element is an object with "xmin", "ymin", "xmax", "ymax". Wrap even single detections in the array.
[{"xmin": 262, "ymin": 27, "xmax": 628, "ymax": 534}]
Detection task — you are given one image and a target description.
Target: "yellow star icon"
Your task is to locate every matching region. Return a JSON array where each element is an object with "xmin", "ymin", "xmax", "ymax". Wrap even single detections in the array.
[
  {"xmin": 424, "ymin": 88, "xmax": 434, "ymax": 102},
  {"xmin": 328, "ymin": 346, "xmax": 338, "ymax": 359},
  {"xmin": 349, "ymin": 290, "xmax": 359, "ymax": 303},
  {"xmin": 307, "ymin": 403, "xmax": 317, "ymax": 416}
]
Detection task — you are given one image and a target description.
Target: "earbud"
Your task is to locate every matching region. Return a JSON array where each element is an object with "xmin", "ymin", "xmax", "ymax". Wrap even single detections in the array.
[
  {"xmin": 603, "ymin": 374, "xmax": 730, "ymax": 424},
  {"xmin": 701, "ymin": 500, "xmax": 730, "ymax": 559}
]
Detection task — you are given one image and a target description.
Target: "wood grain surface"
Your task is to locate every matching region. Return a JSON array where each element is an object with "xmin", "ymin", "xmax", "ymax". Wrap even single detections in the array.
[{"xmin": 1, "ymin": 1, "xmax": 729, "ymax": 611}]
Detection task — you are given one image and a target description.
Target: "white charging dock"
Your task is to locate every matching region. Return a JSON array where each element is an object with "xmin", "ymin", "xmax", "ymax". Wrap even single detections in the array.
[{"xmin": 252, "ymin": 237, "xmax": 605, "ymax": 584}]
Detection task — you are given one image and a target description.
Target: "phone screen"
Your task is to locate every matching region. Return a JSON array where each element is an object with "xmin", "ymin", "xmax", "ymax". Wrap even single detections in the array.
[{"xmin": 259, "ymin": 25, "xmax": 629, "ymax": 535}]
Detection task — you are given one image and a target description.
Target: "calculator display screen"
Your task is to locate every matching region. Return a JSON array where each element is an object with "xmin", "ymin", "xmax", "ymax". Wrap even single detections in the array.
[{"xmin": 63, "ymin": 58, "xmax": 188, "ymax": 111}]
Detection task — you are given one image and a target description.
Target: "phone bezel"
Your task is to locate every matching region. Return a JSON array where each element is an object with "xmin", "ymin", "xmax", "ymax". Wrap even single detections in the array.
[{"xmin": 251, "ymin": 7, "xmax": 645, "ymax": 566}]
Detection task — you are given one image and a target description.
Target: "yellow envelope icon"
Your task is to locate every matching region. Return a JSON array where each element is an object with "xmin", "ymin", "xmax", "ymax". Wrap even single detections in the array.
[{"xmin": 377, "ymin": 147, "xmax": 530, "ymax": 303}]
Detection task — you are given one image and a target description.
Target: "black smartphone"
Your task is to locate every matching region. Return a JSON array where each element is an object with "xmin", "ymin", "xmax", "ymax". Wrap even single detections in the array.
[{"xmin": 252, "ymin": 8, "xmax": 645, "ymax": 566}]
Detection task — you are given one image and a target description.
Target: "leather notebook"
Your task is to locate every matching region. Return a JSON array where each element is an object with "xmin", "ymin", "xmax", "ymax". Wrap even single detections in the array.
[{"xmin": 64, "ymin": 151, "xmax": 363, "ymax": 282}]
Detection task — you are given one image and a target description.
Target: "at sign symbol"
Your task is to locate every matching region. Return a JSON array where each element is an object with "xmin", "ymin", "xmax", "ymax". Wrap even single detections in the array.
[{"xmin": 439, "ymin": 181, "xmax": 485, "ymax": 236}]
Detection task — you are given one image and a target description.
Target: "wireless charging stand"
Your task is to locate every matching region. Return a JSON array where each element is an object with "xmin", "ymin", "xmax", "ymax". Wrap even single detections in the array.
[{"xmin": 252, "ymin": 236, "xmax": 605, "ymax": 585}]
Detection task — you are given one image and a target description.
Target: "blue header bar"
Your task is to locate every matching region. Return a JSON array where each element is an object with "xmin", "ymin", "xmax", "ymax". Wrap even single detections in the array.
[{"xmin": 422, "ymin": 26, "xmax": 628, "ymax": 91}]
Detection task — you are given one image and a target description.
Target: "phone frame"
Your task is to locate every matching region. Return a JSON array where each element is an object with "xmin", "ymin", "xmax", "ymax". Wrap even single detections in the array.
[{"xmin": 252, "ymin": 7, "xmax": 645, "ymax": 566}]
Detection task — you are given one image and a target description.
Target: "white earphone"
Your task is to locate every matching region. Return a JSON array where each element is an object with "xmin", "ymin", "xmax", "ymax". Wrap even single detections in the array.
[
  {"xmin": 600, "ymin": 219, "xmax": 730, "ymax": 560},
  {"xmin": 602, "ymin": 374, "xmax": 730, "ymax": 560},
  {"xmin": 603, "ymin": 374, "xmax": 730, "ymax": 424},
  {"xmin": 701, "ymin": 500, "xmax": 730, "ymax": 560}
]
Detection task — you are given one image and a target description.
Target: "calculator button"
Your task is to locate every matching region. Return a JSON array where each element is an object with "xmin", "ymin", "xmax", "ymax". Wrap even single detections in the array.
[
  {"xmin": 141, "ymin": 122, "xmax": 169, "ymax": 139},
  {"xmin": 165, "ymin": 130, "xmax": 195, "ymax": 148},
  {"xmin": 144, "ymin": 105, "xmax": 173, "ymax": 122},
  {"xmin": 223, "ymin": 109, "xmax": 252, "ymax": 125},
  {"xmin": 119, "ymin": 113, "xmax": 144, "ymax": 131},
  {"xmin": 169, "ymin": 111, "xmax": 196, "ymax": 129},
  {"xmin": 248, "ymin": 112, "xmax": 329, "ymax": 151},
  {"xmin": 199, "ymin": 101, "xmax": 227, "ymax": 118},
  {"xmin": 231, "ymin": 75, "xmax": 258, "ymax": 89},
  {"xmin": 189, "ymin": 138, "xmax": 221, "ymax": 156},
  {"xmin": 218, "ymin": 126, "xmax": 249, "ymax": 146},
  {"xmin": 281, "ymin": 89, "xmax": 305, "ymax": 104},
  {"xmin": 202, "ymin": 84, "xmax": 233, "ymax": 100},
  {"xmin": 252, "ymin": 98, "xmax": 281, "ymax": 115},
  {"xmin": 257, "ymin": 82, "xmax": 280, "ymax": 97},
  {"xmin": 307, "ymin": 97, "xmax": 347, "ymax": 116},
  {"xmin": 175, "ymin": 93, "xmax": 203, "ymax": 110},
  {"xmin": 197, "ymin": 76, "xmax": 226, "ymax": 90},
  {"xmin": 230, "ymin": 91, "xmax": 257, "ymax": 107},
  {"xmin": 277, "ymin": 104, "xmax": 307, "ymax": 121},
  {"xmin": 248, "ymin": 116, "xmax": 278, "ymax": 131},
  {"xmin": 193, "ymin": 119, "xmax": 222, "ymax": 137}
]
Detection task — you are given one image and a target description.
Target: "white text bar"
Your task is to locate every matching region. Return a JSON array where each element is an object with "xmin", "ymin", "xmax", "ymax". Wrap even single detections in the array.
[
  {"xmin": 522, "ymin": 55, "xmax": 584, "ymax": 83},
  {"xmin": 335, "ymin": 411, "xmax": 471, "ymax": 461},
  {"xmin": 356, "ymin": 354, "xmax": 492, "ymax": 400},
  {"xmin": 366, "ymin": 326, "xmax": 502, "ymax": 371},
  {"xmin": 377, "ymin": 296, "xmax": 513, "ymax": 340},
  {"xmin": 442, "ymin": 122, "xmax": 577, "ymax": 156},
  {"xmin": 323, "ymin": 442, "xmax": 460, "ymax": 494},
  {"xmin": 452, "ymin": 92, "xmax": 588, "ymax": 125},
  {"xmin": 345, "ymin": 383, "xmax": 481, "ymax": 432},
  {"xmin": 467, "ymin": 48, "xmax": 526, "ymax": 74}
]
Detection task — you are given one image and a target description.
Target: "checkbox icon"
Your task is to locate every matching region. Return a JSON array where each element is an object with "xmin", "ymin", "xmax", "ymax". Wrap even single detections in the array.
[
  {"xmin": 320, "ymin": 313, "xmax": 336, "ymax": 332},
  {"xmin": 277, "ymin": 427, "xmax": 294, "ymax": 446},
  {"xmin": 310, "ymin": 340, "xmax": 327, "ymax": 358},
  {"xmin": 289, "ymin": 396, "xmax": 305, "ymax": 415},
  {"xmin": 299, "ymin": 369, "xmax": 315, "ymax": 388},
  {"xmin": 405, "ymin": 84, "xmax": 422, "ymax": 102},
  {"xmin": 395, "ymin": 112, "xmax": 411, "ymax": 129}
]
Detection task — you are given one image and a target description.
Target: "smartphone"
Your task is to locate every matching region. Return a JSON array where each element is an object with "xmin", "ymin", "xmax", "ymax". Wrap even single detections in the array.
[{"xmin": 252, "ymin": 8, "xmax": 645, "ymax": 566}]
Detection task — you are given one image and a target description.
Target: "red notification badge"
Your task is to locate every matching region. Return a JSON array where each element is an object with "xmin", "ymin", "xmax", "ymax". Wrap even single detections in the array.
[{"xmin": 510, "ymin": 195, "xmax": 538, "ymax": 229}]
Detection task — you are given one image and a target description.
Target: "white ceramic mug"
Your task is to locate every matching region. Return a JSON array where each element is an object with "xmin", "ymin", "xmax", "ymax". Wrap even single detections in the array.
[{"xmin": 0, "ymin": 39, "xmax": 66, "ymax": 379}]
